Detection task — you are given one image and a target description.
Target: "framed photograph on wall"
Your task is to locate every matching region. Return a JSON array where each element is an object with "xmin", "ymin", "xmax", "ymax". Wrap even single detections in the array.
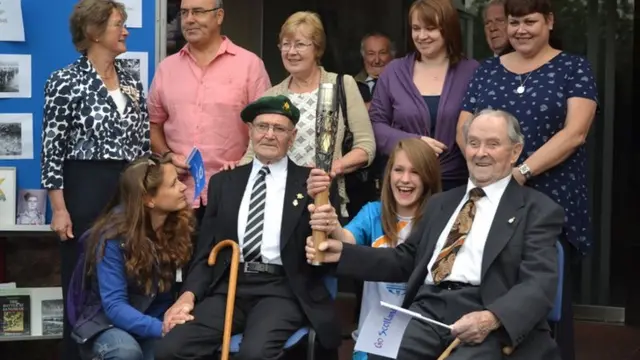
[
  {"xmin": 0, "ymin": 167, "xmax": 17, "ymax": 225},
  {"xmin": 16, "ymin": 189, "xmax": 47, "ymax": 225}
]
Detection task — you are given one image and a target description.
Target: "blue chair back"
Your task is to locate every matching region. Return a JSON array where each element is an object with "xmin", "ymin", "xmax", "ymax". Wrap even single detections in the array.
[
  {"xmin": 227, "ymin": 275, "xmax": 337, "ymax": 353},
  {"xmin": 548, "ymin": 241, "xmax": 564, "ymax": 322}
]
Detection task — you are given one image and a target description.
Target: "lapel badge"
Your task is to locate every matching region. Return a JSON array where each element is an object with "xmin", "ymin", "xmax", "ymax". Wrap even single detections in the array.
[
  {"xmin": 508, "ymin": 217, "xmax": 515, "ymax": 224},
  {"xmin": 296, "ymin": 193, "xmax": 304, "ymax": 199},
  {"xmin": 293, "ymin": 199, "xmax": 299, "ymax": 207}
]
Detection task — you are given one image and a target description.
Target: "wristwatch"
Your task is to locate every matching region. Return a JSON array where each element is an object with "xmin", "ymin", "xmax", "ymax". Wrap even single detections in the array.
[{"xmin": 518, "ymin": 163, "xmax": 533, "ymax": 180}]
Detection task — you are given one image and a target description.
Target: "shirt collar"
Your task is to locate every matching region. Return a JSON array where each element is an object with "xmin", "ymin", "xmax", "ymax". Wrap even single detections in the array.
[
  {"xmin": 251, "ymin": 156, "xmax": 288, "ymax": 180},
  {"xmin": 465, "ymin": 174, "xmax": 512, "ymax": 204},
  {"xmin": 179, "ymin": 36, "xmax": 237, "ymax": 57}
]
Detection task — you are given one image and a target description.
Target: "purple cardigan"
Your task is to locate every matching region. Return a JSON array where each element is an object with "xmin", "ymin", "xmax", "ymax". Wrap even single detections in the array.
[{"xmin": 370, "ymin": 53, "xmax": 479, "ymax": 182}]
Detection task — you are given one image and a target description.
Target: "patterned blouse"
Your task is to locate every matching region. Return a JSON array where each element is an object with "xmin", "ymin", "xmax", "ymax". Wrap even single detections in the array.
[
  {"xmin": 462, "ymin": 52, "xmax": 598, "ymax": 254},
  {"xmin": 287, "ymin": 89, "xmax": 318, "ymax": 166},
  {"xmin": 41, "ymin": 57, "xmax": 150, "ymax": 189}
]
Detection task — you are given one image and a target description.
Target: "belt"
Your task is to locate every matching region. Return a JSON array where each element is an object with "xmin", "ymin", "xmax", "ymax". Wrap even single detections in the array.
[
  {"xmin": 436, "ymin": 281, "xmax": 474, "ymax": 290},
  {"xmin": 240, "ymin": 262, "xmax": 285, "ymax": 276}
]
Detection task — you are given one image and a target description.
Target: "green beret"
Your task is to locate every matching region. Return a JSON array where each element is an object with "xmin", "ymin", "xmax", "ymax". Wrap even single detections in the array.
[{"xmin": 240, "ymin": 95, "xmax": 300, "ymax": 125}]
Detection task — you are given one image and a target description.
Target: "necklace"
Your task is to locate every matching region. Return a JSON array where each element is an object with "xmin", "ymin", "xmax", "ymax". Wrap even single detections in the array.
[{"xmin": 516, "ymin": 72, "xmax": 533, "ymax": 94}]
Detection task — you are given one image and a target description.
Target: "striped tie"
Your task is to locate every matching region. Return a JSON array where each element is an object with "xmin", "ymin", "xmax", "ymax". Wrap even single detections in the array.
[{"xmin": 242, "ymin": 166, "xmax": 270, "ymax": 262}]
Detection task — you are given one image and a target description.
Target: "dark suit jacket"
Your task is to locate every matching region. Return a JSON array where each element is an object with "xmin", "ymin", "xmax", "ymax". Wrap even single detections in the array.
[
  {"xmin": 182, "ymin": 158, "xmax": 341, "ymax": 349},
  {"xmin": 337, "ymin": 178, "xmax": 564, "ymax": 355}
]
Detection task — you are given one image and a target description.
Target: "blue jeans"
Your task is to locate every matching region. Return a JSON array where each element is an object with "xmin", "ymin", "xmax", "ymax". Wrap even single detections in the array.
[{"xmin": 82, "ymin": 327, "xmax": 156, "ymax": 360}]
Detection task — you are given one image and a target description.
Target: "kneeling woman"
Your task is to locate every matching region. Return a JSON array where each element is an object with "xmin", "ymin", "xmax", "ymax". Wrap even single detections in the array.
[
  {"xmin": 73, "ymin": 155, "xmax": 193, "ymax": 360},
  {"xmin": 307, "ymin": 138, "xmax": 441, "ymax": 360}
]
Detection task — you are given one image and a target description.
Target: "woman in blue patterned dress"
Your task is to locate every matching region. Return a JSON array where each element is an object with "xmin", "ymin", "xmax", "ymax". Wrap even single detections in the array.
[{"xmin": 456, "ymin": 1, "xmax": 597, "ymax": 359}]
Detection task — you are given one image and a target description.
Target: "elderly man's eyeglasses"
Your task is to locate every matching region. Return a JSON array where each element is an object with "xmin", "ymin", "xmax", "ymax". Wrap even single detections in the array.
[
  {"xmin": 179, "ymin": 7, "xmax": 221, "ymax": 18},
  {"xmin": 252, "ymin": 123, "xmax": 292, "ymax": 136},
  {"xmin": 278, "ymin": 42, "xmax": 313, "ymax": 53}
]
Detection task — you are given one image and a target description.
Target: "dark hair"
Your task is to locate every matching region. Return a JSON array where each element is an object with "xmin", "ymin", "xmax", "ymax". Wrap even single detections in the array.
[
  {"xmin": 23, "ymin": 192, "xmax": 36, "ymax": 201},
  {"xmin": 408, "ymin": 0, "xmax": 464, "ymax": 65},
  {"xmin": 500, "ymin": 0, "xmax": 562, "ymax": 54},
  {"xmin": 85, "ymin": 154, "xmax": 194, "ymax": 295}
]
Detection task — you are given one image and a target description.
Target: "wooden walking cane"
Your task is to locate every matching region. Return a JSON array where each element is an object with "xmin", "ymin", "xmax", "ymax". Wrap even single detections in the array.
[
  {"xmin": 311, "ymin": 83, "xmax": 339, "ymax": 266},
  {"xmin": 208, "ymin": 239, "xmax": 240, "ymax": 360},
  {"xmin": 437, "ymin": 338, "xmax": 514, "ymax": 359}
]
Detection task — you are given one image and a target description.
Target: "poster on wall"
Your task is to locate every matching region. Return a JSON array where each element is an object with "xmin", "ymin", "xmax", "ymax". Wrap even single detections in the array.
[
  {"xmin": 116, "ymin": 51, "xmax": 149, "ymax": 94},
  {"xmin": 0, "ymin": 113, "xmax": 34, "ymax": 160},
  {"xmin": 16, "ymin": 189, "xmax": 47, "ymax": 226},
  {"xmin": 0, "ymin": 167, "xmax": 16, "ymax": 226},
  {"xmin": 0, "ymin": 54, "xmax": 31, "ymax": 98},
  {"xmin": 120, "ymin": 0, "xmax": 142, "ymax": 28},
  {"xmin": 0, "ymin": 0, "xmax": 26, "ymax": 42}
]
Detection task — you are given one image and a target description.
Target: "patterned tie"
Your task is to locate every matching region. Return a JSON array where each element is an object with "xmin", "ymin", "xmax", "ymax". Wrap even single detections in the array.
[
  {"xmin": 431, "ymin": 187, "xmax": 486, "ymax": 284},
  {"xmin": 242, "ymin": 166, "xmax": 270, "ymax": 262}
]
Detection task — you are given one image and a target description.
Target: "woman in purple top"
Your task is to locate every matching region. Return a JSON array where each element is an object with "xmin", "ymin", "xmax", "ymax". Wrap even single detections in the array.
[{"xmin": 369, "ymin": 0, "xmax": 479, "ymax": 191}]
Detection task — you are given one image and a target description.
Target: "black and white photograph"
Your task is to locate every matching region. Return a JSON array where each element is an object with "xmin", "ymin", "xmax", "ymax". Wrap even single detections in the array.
[
  {"xmin": 116, "ymin": 51, "xmax": 149, "ymax": 94},
  {"xmin": 0, "ymin": 121, "xmax": 21, "ymax": 156},
  {"xmin": 0, "ymin": 62, "xmax": 19, "ymax": 93},
  {"xmin": 0, "ymin": 167, "xmax": 17, "ymax": 226},
  {"xmin": 0, "ymin": 113, "xmax": 33, "ymax": 159},
  {"xmin": 16, "ymin": 189, "xmax": 47, "ymax": 226},
  {"xmin": 40, "ymin": 299, "xmax": 63, "ymax": 336},
  {"xmin": 0, "ymin": 55, "xmax": 31, "ymax": 98}
]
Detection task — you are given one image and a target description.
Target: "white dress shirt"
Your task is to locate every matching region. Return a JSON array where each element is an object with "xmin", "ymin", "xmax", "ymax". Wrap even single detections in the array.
[
  {"xmin": 237, "ymin": 157, "xmax": 288, "ymax": 265},
  {"xmin": 425, "ymin": 175, "xmax": 512, "ymax": 285}
]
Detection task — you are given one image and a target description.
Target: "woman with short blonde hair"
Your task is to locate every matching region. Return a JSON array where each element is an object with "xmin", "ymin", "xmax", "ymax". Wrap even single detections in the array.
[
  {"xmin": 40, "ymin": 1, "xmax": 149, "ymax": 359},
  {"xmin": 238, "ymin": 11, "xmax": 376, "ymax": 219}
]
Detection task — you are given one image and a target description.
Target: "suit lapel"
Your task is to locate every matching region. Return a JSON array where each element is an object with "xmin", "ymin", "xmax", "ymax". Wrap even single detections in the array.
[
  {"xmin": 480, "ymin": 179, "xmax": 525, "ymax": 279},
  {"xmin": 229, "ymin": 164, "xmax": 252, "ymax": 242},
  {"xmin": 280, "ymin": 160, "xmax": 308, "ymax": 251}
]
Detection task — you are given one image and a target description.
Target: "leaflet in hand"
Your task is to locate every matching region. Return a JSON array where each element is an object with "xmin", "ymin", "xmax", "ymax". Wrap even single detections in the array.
[{"xmin": 186, "ymin": 147, "xmax": 206, "ymax": 201}]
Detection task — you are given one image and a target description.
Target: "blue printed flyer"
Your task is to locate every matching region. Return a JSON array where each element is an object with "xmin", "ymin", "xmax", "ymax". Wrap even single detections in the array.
[{"xmin": 186, "ymin": 147, "xmax": 206, "ymax": 201}]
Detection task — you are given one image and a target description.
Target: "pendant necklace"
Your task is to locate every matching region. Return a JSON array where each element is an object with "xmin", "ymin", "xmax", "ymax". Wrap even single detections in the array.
[{"xmin": 516, "ymin": 72, "xmax": 533, "ymax": 94}]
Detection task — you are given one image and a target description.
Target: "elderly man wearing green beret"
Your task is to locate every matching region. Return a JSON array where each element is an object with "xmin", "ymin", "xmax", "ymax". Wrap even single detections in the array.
[{"xmin": 156, "ymin": 95, "xmax": 341, "ymax": 360}]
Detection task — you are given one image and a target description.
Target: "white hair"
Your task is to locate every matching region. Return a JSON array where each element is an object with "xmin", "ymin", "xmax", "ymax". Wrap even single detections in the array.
[
  {"xmin": 360, "ymin": 32, "xmax": 396, "ymax": 58},
  {"xmin": 462, "ymin": 108, "xmax": 525, "ymax": 146}
]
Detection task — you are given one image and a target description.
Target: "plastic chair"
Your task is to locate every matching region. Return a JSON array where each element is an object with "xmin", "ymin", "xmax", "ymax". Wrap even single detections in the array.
[{"xmin": 223, "ymin": 276, "xmax": 338, "ymax": 360}]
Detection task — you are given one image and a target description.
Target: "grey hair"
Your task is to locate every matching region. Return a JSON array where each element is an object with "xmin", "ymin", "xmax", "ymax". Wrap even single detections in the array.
[
  {"xmin": 462, "ymin": 109, "xmax": 525, "ymax": 146},
  {"xmin": 482, "ymin": 0, "xmax": 505, "ymax": 19},
  {"xmin": 215, "ymin": 0, "xmax": 223, "ymax": 7},
  {"xmin": 360, "ymin": 32, "xmax": 396, "ymax": 58}
]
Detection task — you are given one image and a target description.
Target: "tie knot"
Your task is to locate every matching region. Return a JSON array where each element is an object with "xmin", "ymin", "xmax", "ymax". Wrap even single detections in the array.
[
  {"xmin": 259, "ymin": 166, "xmax": 270, "ymax": 177},
  {"xmin": 468, "ymin": 187, "xmax": 486, "ymax": 201}
]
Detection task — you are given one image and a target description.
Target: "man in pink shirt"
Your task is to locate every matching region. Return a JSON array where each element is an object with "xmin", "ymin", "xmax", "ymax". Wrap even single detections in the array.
[{"xmin": 148, "ymin": 0, "xmax": 271, "ymax": 223}]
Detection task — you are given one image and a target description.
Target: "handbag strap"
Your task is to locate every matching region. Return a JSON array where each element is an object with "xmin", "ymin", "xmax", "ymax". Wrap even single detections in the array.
[{"xmin": 336, "ymin": 74, "xmax": 349, "ymax": 132}]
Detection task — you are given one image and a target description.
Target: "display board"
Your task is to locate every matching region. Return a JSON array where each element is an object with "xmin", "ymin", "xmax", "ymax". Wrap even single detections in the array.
[{"xmin": 0, "ymin": 0, "xmax": 157, "ymax": 223}]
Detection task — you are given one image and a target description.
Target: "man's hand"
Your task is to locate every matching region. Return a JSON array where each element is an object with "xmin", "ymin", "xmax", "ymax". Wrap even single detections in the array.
[
  {"xmin": 168, "ymin": 152, "xmax": 190, "ymax": 175},
  {"xmin": 305, "ymin": 236, "xmax": 343, "ymax": 263},
  {"xmin": 220, "ymin": 160, "xmax": 240, "ymax": 171},
  {"xmin": 306, "ymin": 168, "xmax": 335, "ymax": 198},
  {"xmin": 451, "ymin": 310, "xmax": 501, "ymax": 344},
  {"xmin": 308, "ymin": 203, "xmax": 340, "ymax": 234},
  {"xmin": 163, "ymin": 292, "xmax": 196, "ymax": 335}
]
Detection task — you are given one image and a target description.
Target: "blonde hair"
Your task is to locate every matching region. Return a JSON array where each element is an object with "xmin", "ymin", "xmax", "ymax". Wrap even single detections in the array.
[
  {"xmin": 70, "ymin": 0, "xmax": 127, "ymax": 55},
  {"xmin": 279, "ymin": 11, "xmax": 326, "ymax": 61}
]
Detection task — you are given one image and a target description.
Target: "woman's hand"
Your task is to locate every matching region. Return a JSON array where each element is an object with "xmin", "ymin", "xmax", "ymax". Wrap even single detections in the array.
[
  {"xmin": 220, "ymin": 160, "xmax": 240, "ymax": 171},
  {"xmin": 307, "ymin": 168, "xmax": 334, "ymax": 198},
  {"xmin": 308, "ymin": 204, "xmax": 340, "ymax": 234},
  {"xmin": 511, "ymin": 167, "xmax": 526, "ymax": 185},
  {"xmin": 420, "ymin": 136, "xmax": 447, "ymax": 156},
  {"xmin": 51, "ymin": 209, "xmax": 74, "ymax": 241}
]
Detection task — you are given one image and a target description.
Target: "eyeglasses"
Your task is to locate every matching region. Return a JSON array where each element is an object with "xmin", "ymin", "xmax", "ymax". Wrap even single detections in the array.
[
  {"xmin": 278, "ymin": 42, "xmax": 313, "ymax": 53},
  {"xmin": 179, "ymin": 6, "xmax": 221, "ymax": 18},
  {"xmin": 252, "ymin": 123, "xmax": 292, "ymax": 136}
]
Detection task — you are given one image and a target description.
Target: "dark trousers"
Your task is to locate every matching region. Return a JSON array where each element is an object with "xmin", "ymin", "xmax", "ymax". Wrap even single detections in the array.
[
  {"xmin": 61, "ymin": 160, "xmax": 126, "ymax": 360},
  {"xmin": 156, "ymin": 272, "xmax": 306, "ymax": 360},
  {"xmin": 555, "ymin": 238, "xmax": 576, "ymax": 360},
  {"xmin": 369, "ymin": 285, "xmax": 560, "ymax": 360}
]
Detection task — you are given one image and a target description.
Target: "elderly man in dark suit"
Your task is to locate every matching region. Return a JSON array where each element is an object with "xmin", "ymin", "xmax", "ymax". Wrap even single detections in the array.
[
  {"xmin": 306, "ymin": 108, "xmax": 563, "ymax": 360},
  {"xmin": 156, "ymin": 95, "xmax": 340, "ymax": 360}
]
